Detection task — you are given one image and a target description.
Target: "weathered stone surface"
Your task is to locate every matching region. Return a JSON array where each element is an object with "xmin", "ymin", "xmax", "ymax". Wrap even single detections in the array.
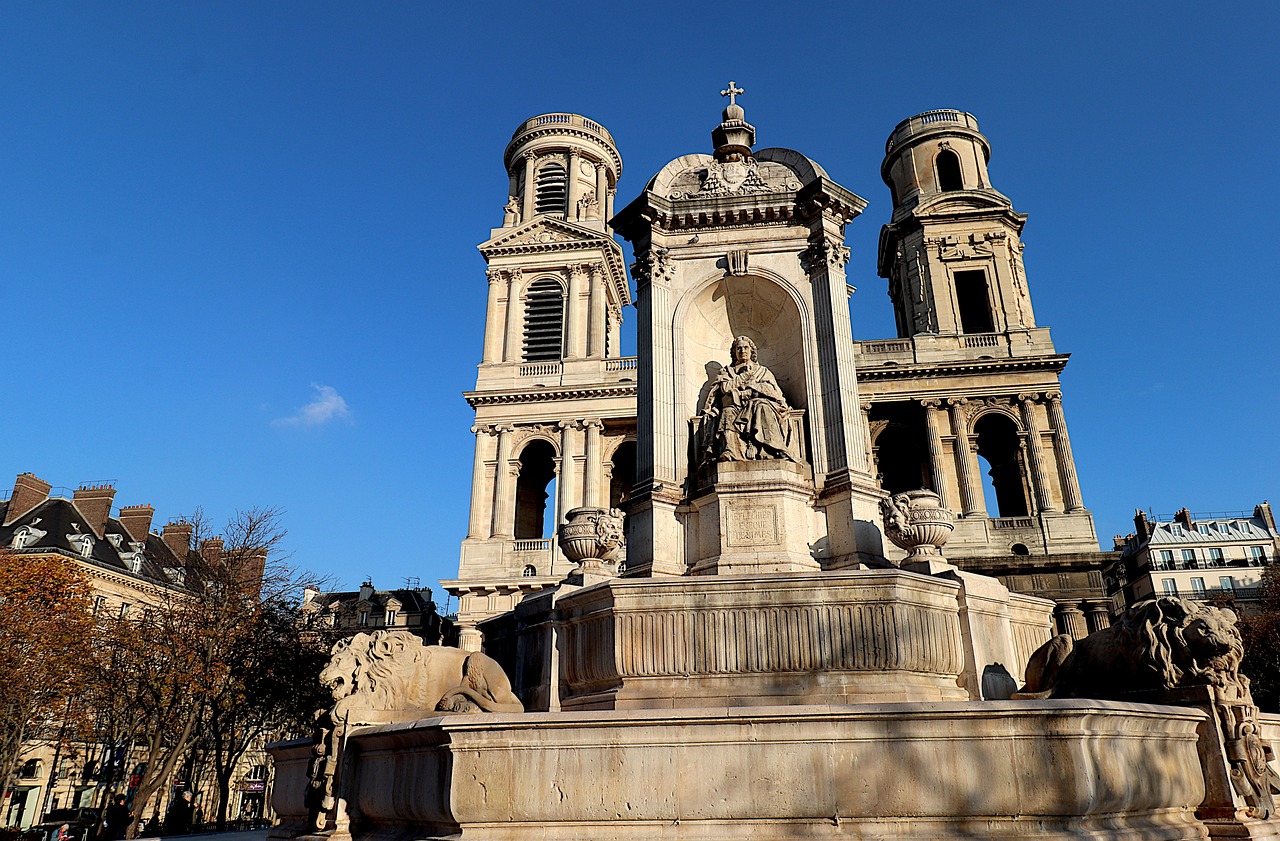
[{"xmin": 271, "ymin": 702, "xmax": 1211, "ymax": 841}]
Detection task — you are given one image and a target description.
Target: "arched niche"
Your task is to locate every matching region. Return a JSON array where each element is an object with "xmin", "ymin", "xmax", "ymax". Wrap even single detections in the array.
[{"xmin": 677, "ymin": 274, "xmax": 808, "ymax": 428}]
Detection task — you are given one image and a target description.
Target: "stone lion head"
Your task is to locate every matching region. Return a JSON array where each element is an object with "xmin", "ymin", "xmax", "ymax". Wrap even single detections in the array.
[
  {"xmin": 318, "ymin": 631, "xmax": 427, "ymax": 718},
  {"xmin": 1119, "ymin": 597, "xmax": 1245, "ymax": 692}
]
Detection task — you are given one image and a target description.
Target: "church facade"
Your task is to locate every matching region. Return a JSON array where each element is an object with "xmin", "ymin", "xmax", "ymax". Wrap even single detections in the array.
[{"xmin": 444, "ymin": 93, "xmax": 1112, "ymax": 649}]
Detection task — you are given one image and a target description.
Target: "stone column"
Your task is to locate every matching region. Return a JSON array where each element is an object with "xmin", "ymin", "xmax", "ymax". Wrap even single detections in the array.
[
  {"xmin": 467, "ymin": 425, "xmax": 493, "ymax": 538},
  {"xmin": 557, "ymin": 421, "xmax": 579, "ymax": 524},
  {"xmin": 520, "ymin": 153, "xmax": 537, "ymax": 220},
  {"xmin": 582, "ymin": 419, "xmax": 603, "ymax": 507},
  {"xmin": 1045, "ymin": 391, "xmax": 1086, "ymax": 513},
  {"xmin": 921, "ymin": 399, "xmax": 950, "ymax": 504},
  {"xmin": 491, "ymin": 425, "xmax": 516, "ymax": 537},
  {"xmin": 594, "ymin": 163, "xmax": 608, "ymax": 221},
  {"xmin": 481, "ymin": 269, "xmax": 504, "ymax": 364},
  {"xmin": 566, "ymin": 151, "xmax": 580, "ymax": 220},
  {"xmin": 565, "ymin": 264, "xmax": 586, "ymax": 359},
  {"xmin": 605, "ymin": 189, "xmax": 615, "ymax": 222},
  {"xmin": 1083, "ymin": 600, "xmax": 1112, "ymax": 633},
  {"xmin": 458, "ymin": 622, "xmax": 483, "ymax": 653},
  {"xmin": 607, "ymin": 304, "xmax": 621, "ymax": 358},
  {"xmin": 859, "ymin": 402, "xmax": 875, "ymax": 473},
  {"xmin": 1054, "ymin": 601, "xmax": 1088, "ymax": 639},
  {"xmin": 502, "ymin": 269, "xmax": 523, "ymax": 363},
  {"xmin": 587, "ymin": 263, "xmax": 606, "ymax": 358},
  {"xmin": 1018, "ymin": 393, "xmax": 1057, "ymax": 513},
  {"xmin": 948, "ymin": 398, "xmax": 985, "ymax": 517}
]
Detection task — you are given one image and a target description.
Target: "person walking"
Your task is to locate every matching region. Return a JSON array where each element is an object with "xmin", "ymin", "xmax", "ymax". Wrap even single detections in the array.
[{"xmin": 101, "ymin": 795, "xmax": 130, "ymax": 841}]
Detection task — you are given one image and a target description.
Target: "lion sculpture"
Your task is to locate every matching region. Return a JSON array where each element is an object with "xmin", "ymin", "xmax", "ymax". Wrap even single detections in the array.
[
  {"xmin": 306, "ymin": 631, "xmax": 522, "ymax": 832},
  {"xmin": 319, "ymin": 630, "xmax": 524, "ymax": 718},
  {"xmin": 1017, "ymin": 596, "xmax": 1245, "ymax": 699}
]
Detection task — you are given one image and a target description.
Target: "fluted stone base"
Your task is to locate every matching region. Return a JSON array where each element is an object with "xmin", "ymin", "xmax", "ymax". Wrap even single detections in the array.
[{"xmin": 496, "ymin": 567, "xmax": 1054, "ymax": 711}]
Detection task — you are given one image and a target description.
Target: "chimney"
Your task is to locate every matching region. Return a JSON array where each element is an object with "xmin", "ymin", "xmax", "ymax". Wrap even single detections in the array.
[
  {"xmin": 1256, "ymin": 502, "xmax": 1277, "ymax": 534},
  {"xmin": 359, "ymin": 581, "xmax": 375, "ymax": 601},
  {"xmin": 73, "ymin": 484, "xmax": 116, "ymax": 537},
  {"xmin": 1112, "ymin": 535, "xmax": 1127, "ymax": 551},
  {"xmin": 1133, "ymin": 509, "xmax": 1151, "ymax": 542},
  {"xmin": 162, "ymin": 520, "xmax": 194, "ymax": 561},
  {"xmin": 4, "ymin": 473, "xmax": 51, "ymax": 526},
  {"xmin": 303, "ymin": 586, "xmax": 321, "ymax": 604},
  {"xmin": 118, "ymin": 505, "xmax": 155, "ymax": 542},
  {"xmin": 200, "ymin": 536, "xmax": 225, "ymax": 568},
  {"xmin": 1175, "ymin": 507, "xmax": 1194, "ymax": 531}
]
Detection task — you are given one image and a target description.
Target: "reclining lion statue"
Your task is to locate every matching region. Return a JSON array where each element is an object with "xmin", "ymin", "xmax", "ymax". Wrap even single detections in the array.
[
  {"xmin": 306, "ymin": 631, "xmax": 522, "ymax": 831},
  {"xmin": 1016, "ymin": 596, "xmax": 1245, "ymax": 699},
  {"xmin": 319, "ymin": 630, "xmax": 524, "ymax": 718}
]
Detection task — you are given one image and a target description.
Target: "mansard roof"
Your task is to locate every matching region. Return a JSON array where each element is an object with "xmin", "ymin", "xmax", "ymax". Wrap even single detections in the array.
[{"xmin": 0, "ymin": 496, "xmax": 186, "ymax": 588}]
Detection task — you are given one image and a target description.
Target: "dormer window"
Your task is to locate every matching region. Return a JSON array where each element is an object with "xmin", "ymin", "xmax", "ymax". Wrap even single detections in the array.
[
  {"xmin": 358, "ymin": 611, "xmax": 369, "ymax": 627},
  {"xmin": 534, "ymin": 163, "xmax": 568, "ymax": 216},
  {"xmin": 385, "ymin": 610, "xmax": 397, "ymax": 626}
]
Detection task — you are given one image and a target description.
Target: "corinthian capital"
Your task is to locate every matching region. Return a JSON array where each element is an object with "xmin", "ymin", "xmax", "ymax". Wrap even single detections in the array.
[{"xmin": 800, "ymin": 237, "xmax": 851, "ymax": 273}]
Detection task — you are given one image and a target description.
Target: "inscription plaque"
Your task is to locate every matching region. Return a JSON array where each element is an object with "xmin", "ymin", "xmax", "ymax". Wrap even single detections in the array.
[{"xmin": 727, "ymin": 505, "xmax": 779, "ymax": 547}]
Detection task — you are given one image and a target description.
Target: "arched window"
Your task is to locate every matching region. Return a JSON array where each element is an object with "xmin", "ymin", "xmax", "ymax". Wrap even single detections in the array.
[
  {"xmin": 513, "ymin": 440, "xmax": 557, "ymax": 539},
  {"xmin": 870, "ymin": 403, "xmax": 932, "ymax": 495},
  {"xmin": 523, "ymin": 278, "xmax": 565, "ymax": 361},
  {"xmin": 973, "ymin": 413, "xmax": 1029, "ymax": 517},
  {"xmin": 522, "ymin": 564, "xmax": 537, "ymax": 577},
  {"xmin": 609, "ymin": 441, "xmax": 637, "ymax": 509},
  {"xmin": 534, "ymin": 163, "xmax": 568, "ymax": 216},
  {"xmin": 936, "ymin": 149, "xmax": 963, "ymax": 192},
  {"xmin": 953, "ymin": 270, "xmax": 994, "ymax": 334}
]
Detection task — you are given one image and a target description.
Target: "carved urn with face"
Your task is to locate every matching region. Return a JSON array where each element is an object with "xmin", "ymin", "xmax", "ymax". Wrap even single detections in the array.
[
  {"xmin": 557, "ymin": 507, "xmax": 625, "ymax": 576},
  {"xmin": 879, "ymin": 489, "xmax": 955, "ymax": 561}
]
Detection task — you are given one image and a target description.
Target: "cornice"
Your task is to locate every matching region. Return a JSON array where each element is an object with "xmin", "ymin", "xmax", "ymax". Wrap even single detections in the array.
[
  {"xmin": 464, "ymin": 383, "xmax": 638, "ymax": 408},
  {"xmin": 480, "ymin": 218, "xmax": 631, "ymax": 307},
  {"xmin": 855, "ymin": 354, "xmax": 1070, "ymax": 381}
]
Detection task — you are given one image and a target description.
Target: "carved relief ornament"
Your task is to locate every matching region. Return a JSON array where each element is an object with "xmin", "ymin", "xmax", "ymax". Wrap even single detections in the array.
[
  {"xmin": 800, "ymin": 238, "xmax": 850, "ymax": 273},
  {"xmin": 631, "ymin": 247, "xmax": 673, "ymax": 286}
]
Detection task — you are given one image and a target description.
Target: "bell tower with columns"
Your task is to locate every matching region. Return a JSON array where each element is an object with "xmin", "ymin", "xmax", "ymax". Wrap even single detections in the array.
[
  {"xmin": 859, "ymin": 109, "xmax": 1098, "ymax": 564},
  {"xmin": 443, "ymin": 113, "xmax": 637, "ymax": 650}
]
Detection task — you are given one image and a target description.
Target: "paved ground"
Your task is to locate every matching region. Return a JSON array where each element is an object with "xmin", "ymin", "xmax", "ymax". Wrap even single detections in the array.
[{"xmin": 135, "ymin": 831, "xmax": 269, "ymax": 841}]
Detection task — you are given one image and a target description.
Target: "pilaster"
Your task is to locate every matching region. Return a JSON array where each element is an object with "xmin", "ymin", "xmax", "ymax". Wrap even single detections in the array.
[
  {"xmin": 468, "ymin": 425, "xmax": 495, "ymax": 538},
  {"xmin": 502, "ymin": 269, "xmax": 524, "ymax": 363},
  {"xmin": 481, "ymin": 269, "xmax": 504, "ymax": 364},
  {"xmin": 520, "ymin": 153, "xmax": 537, "ymax": 220},
  {"xmin": 557, "ymin": 421, "xmax": 579, "ymax": 527},
  {"xmin": 587, "ymin": 262, "xmax": 606, "ymax": 359},
  {"xmin": 582, "ymin": 419, "xmax": 604, "ymax": 508}
]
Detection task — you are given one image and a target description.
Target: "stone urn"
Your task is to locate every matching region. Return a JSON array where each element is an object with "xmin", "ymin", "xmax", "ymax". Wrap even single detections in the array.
[
  {"xmin": 880, "ymin": 489, "xmax": 955, "ymax": 562},
  {"xmin": 558, "ymin": 507, "xmax": 625, "ymax": 581}
]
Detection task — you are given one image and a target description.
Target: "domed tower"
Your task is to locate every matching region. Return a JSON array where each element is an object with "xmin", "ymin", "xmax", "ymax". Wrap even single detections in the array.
[
  {"xmin": 877, "ymin": 110, "xmax": 1035, "ymax": 338},
  {"xmin": 858, "ymin": 110, "xmax": 1102, "ymax": 592},
  {"xmin": 447, "ymin": 114, "xmax": 636, "ymax": 650},
  {"xmin": 502, "ymin": 114, "xmax": 622, "ymax": 231}
]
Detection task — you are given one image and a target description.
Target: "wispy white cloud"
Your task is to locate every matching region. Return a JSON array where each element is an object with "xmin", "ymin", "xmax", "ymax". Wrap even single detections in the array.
[{"xmin": 273, "ymin": 384, "xmax": 352, "ymax": 428}]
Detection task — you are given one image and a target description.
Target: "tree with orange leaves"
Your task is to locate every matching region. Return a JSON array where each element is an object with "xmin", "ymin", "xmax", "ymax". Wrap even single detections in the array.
[{"xmin": 0, "ymin": 551, "xmax": 96, "ymax": 794}]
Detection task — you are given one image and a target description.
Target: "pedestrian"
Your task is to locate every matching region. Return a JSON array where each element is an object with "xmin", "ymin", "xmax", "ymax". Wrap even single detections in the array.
[
  {"xmin": 164, "ymin": 792, "xmax": 194, "ymax": 836},
  {"xmin": 102, "ymin": 795, "xmax": 130, "ymax": 841},
  {"xmin": 54, "ymin": 823, "xmax": 70, "ymax": 841}
]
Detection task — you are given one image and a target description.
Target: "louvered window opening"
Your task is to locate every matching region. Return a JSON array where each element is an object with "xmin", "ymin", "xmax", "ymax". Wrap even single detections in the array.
[
  {"xmin": 523, "ymin": 279, "xmax": 565, "ymax": 361},
  {"xmin": 535, "ymin": 163, "xmax": 568, "ymax": 216}
]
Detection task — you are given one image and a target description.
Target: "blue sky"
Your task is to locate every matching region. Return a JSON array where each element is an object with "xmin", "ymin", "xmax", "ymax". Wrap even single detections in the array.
[{"xmin": 2, "ymin": 2, "xmax": 1277, "ymax": 602}]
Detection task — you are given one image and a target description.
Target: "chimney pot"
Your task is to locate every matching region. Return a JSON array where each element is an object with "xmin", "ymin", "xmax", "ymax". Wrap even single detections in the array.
[
  {"xmin": 4, "ymin": 473, "xmax": 52, "ymax": 526},
  {"xmin": 72, "ymin": 484, "xmax": 116, "ymax": 537},
  {"xmin": 118, "ymin": 505, "xmax": 156, "ymax": 542}
]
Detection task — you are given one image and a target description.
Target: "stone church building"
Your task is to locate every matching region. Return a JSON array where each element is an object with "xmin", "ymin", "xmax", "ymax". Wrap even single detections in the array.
[{"xmin": 443, "ymin": 94, "xmax": 1114, "ymax": 649}]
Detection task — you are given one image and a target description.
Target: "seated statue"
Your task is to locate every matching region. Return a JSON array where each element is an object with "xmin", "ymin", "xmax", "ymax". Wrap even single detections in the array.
[{"xmin": 699, "ymin": 336, "xmax": 799, "ymax": 464}]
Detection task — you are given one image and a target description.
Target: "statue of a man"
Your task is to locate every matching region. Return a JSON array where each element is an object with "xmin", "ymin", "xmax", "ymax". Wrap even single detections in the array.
[{"xmin": 700, "ymin": 336, "xmax": 798, "ymax": 463}]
